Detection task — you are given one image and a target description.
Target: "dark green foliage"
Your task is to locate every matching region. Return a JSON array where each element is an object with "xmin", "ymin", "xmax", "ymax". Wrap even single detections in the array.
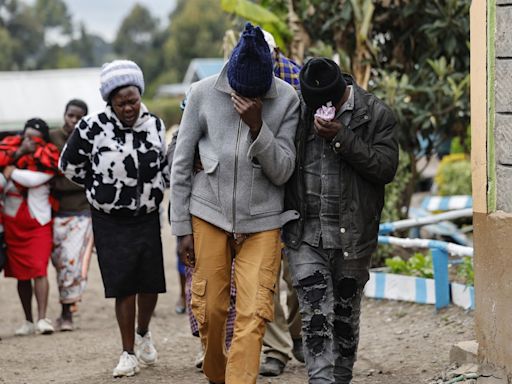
[
  {"xmin": 163, "ymin": 0, "xmax": 230, "ymax": 80},
  {"xmin": 0, "ymin": 0, "xmax": 111, "ymax": 69},
  {"xmin": 144, "ymin": 98, "xmax": 184, "ymax": 129},
  {"xmin": 456, "ymin": 256, "xmax": 474, "ymax": 286},
  {"xmin": 252, "ymin": 0, "xmax": 470, "ymax": 211},
  {"xmin": 385, "ymin": 252, "xmax": 434, "ymax": 279}
]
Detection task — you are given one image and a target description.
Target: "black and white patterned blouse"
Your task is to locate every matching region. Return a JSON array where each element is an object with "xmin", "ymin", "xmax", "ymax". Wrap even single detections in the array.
[{"xmin": 59, "ymin": 104, "xmax": 169, "ymax": 216}]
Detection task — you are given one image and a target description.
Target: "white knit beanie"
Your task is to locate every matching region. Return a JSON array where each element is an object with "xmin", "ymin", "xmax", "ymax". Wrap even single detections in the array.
[
  {"xmin": 99, "ymin": 60, "xmax": 145, "ymax": 102},
  {"xmin": 262, "ymin": 29, "xmax": 276, "ymax": 52}
]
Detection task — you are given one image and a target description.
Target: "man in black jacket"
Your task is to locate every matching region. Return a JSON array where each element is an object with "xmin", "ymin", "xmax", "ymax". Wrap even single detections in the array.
[{"xmin": 283, "ymin": 58, "xmax": 399, "ymax": 383}]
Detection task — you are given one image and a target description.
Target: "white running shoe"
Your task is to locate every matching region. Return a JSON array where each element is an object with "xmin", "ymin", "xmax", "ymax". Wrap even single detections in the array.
[
  {"xmin": 15, "ymin": 321, "xmax": 35, "ymax": 336},
  {"xmin": 36, "ymin": 318, "xmax": 54, "ymax": 334},
  {"xmin": 113, "ymin": 351, "xmax": 140, "ymax": 377},
  {"xmin": 194, "ymin": 349, "xmax": 205, "ymax": 369},
  {"xmin": 134, "ymin": 331, "xmax": 158, "ymax": 365}
]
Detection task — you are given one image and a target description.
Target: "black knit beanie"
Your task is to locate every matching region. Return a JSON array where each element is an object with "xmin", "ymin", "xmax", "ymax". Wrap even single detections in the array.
[
  {"xmin": 299, "ymin": 58, "xmax": 347, "ymax": 110},
  {"xmin": 23, "ymin": 118, "xmax": 50, "ymax": 142},
  {"xmin": 227, "ymin": 23, "xmax": 273, "ymax": 98}
]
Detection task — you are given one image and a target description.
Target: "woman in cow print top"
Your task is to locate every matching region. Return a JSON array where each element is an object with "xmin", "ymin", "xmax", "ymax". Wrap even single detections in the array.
[{"xmin": 60, "ymin": 60, "xmax": 168, "ymax": 378}]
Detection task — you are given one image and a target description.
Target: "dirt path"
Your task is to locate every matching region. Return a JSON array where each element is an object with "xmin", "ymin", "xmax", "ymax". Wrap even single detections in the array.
[{"xmin": 0, "ymin": 225, "xmax": 474, "ymax": 384}]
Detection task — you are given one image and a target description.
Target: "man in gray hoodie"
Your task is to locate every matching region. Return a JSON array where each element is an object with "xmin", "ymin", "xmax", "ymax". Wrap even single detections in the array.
[{"xmin": 170, "ymin": 23, "xmax": 300, "ymax": 384}]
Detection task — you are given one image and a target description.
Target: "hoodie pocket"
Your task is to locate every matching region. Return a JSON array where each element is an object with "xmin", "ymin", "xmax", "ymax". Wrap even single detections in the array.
[
  {"xmin": 191, "ymin": 154, "xmax": 220, "ymax": 206},
  {"xmin": 250, "ymin": 165, "xmax": 283, "ymax": 215}
]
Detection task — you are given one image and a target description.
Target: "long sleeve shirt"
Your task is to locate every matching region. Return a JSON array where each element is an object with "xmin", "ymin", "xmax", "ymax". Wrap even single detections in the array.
[{"xmin": 1, "ymin": 170, "xmax": 53, "ymax": 225}]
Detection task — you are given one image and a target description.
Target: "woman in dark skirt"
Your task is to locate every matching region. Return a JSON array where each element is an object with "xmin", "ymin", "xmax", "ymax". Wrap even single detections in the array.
[{"xmin": 59, "ymin": 60, "xmax": 168, "ymax": 378}]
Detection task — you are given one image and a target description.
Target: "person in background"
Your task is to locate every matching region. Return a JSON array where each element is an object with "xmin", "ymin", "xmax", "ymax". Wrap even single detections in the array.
[
  {"xmin": 60, "ymin": 60, "xmax": 168, "ymax": 378},
  {"xmin": 283, "ymin": 58, "xmax": 399, "ymax": 383},
  {"xmin": 0, "ymin": 118, "xmax": 59, "ymax": 336},
  {"xmin": 259, "ymin": 29, "xmax": 305, "ymax": 377},
  {"xmin": 171, "ymin": 23, "xmax": 299, "ymax": 384},
  {"xmin": 175, "ymin": 255, "xmax": 187, "ymax": 313},
  {"xmin": 50, "ymin": 99, "xmax": 93, "ymax": 332}
]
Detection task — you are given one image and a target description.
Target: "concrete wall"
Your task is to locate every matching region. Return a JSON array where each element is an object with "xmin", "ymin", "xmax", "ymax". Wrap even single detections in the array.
[
  {"xmin": 495, "ymin": 1, "xmax": 512, "ymax": 212},
  {"xmin": 474, "ymin": 213, "xmax": 512, "ymax": 378},
  {"xmin": 472, "ymin": 1, "xmax": 512, "ymax": 379}
]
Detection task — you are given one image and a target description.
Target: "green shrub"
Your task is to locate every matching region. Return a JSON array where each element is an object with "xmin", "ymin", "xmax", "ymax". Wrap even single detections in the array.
[
  {"xmin": 373, "ymin": 147, "xmax": 412, "ymax": 267},
  {"xmin": 381, "ymin": 147, "xmax": 412, "ymax": 223},
  {"xmin": 456, "ymin": 256, "xmax": 474, "ymax": 286},
  {"xmin": 384, "ymin": 252, "xmax": 434, "ymax": 278},
  {"xmin": 434, "ymin": 153, "xmax": 471, "ymax": 196},
  {"xmin": 450, "ymin": 123, "xmax": 471, "ymax": 154},
  {"xmin": 144, "ymin": 98, "xmax": 183, "ymax": 129}
]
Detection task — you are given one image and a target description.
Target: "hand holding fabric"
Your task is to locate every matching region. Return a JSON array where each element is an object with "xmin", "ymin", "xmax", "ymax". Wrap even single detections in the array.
[
  {"xmin": 314, "ymin": 104, "xmax": 336, "ymax": 121},
  {"xmin": 314, "ymin": 117, "xmax": 343, "ymax": 141}
]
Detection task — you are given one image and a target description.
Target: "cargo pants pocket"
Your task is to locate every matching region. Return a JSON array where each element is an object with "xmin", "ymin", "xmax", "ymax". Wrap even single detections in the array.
[
  {"xmin": 191, "ymin": 277, "xmax": 207, "ymax": 325},
  {"xmin": 256, "ymin": 271, "xmax": 276, "ymax": 322}
]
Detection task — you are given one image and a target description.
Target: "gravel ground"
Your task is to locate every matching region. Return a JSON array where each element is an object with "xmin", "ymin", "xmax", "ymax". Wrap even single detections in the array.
[{"xmin": 0, "ymin": 224, "xmax": 474, "ymax": 384}]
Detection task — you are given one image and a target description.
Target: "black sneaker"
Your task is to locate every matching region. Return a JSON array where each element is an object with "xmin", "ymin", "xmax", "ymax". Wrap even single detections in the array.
[
  {"xmin": 259, "ymin": 356, "xmax": 286, "ymax": 377},
  {"xmin": 292, "ymin": 337, "xmax": 305, "ymax": 363}
]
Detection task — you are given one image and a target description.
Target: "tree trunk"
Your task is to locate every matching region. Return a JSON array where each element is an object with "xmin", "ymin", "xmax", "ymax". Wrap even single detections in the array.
[{"xmin": 288, "ymin": 0, "xmax": 310, "ymax": 64}]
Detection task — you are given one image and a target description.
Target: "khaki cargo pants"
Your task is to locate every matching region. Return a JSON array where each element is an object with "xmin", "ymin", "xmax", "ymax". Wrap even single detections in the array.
[{"xmin": 191, "ymin": 216, "xmax": 281, "ymax": 384}]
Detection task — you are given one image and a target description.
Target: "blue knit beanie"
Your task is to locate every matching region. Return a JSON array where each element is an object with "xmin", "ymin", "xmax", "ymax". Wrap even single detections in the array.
[{"xmin": 227, "ymin": 23, "xmax": 273, "ymax": 98}]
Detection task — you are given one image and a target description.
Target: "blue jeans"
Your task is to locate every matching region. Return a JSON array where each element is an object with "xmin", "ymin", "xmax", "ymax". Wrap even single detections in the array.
[{"xmin": 287, "ymin": 242, "xmax": 370, "ymax": 384}]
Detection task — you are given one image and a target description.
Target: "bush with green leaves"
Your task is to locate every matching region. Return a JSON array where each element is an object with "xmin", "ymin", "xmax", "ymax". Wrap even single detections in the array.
[
  {"xmin": 143, "ymin": 98, "xmax": 183, "ymax": 129},
  {"xmin": 372, "ymin": 147, "xmax": 411, "ymax": 267},
  {"xmin": 385, "ymin": 252, "xmax": 434, "ymax": 279},
  {"xmin": 456, "ymin": 256, "xmax": 474, "ymax": 286},
  {"xmin": 434, "ymin": 153, "xmax": 471, "ymax": 196}
]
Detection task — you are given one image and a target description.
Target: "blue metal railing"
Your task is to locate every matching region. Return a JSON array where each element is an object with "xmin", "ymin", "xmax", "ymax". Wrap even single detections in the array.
[{"xmin": 377, "ymin": 235, "xmax": 473, "ymax": 309}]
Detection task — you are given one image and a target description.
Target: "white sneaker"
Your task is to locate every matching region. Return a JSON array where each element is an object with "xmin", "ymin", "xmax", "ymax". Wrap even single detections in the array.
[
  {"xmin": 134, "ymin": 331, "xmax": 158, "ymax": 365},
  {"xmin": 15, "ymin": 321, "xmax": 35, "ymax": 336},
  {"xmin": 194, "ymin": 349, "xmax": 205, "ymax": 369},
  {"xmin": 36, "ymin": 318, "xmax": 54, "ymax": 334},
  {"xmin": 113, "ymin": 351, "xmax": 140, "ymax": 377}
]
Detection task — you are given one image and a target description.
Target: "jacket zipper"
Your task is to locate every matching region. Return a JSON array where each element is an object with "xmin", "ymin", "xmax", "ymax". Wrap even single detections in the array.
[
  {"xmin": 232, "ymin": 118, "xmax": 242, "ymax": 232},
  {"xmin": 133, "ymin": 133, "xmax": 142, "ymax": 215}
]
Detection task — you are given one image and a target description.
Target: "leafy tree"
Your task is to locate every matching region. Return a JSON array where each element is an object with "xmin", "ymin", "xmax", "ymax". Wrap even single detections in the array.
[
  {"xmin": 113, "ymin": 4, "xmax": 169, "ymax": 91},
  {"xmin": 38, "ymin": 44, "xmax": 81, "ymax": 69},
  {"xmin": 221, "ymin": 0, "xmax": 290, "ymax": 49},
  {"xmin": 0, "ymin": 0, "xmax": 44, "ymax": 69},
  {"xmin": 71, "ymin": 23, "xmax": 96, "ymax": 67},
  {"xmin": 223, "ymin": 0, "xmax": 470, "ymax": 216},
  {"xmin": 162, "ymin": 0, "xmax": 231, "ymax": 82},
  {"xmin": 34, "ymin": 0, "xmax": 72, "ymax": 34},
  {"xmin": 114, "ymin": 4, "xmax": 159, "ymax": 61},
  {"xmin": 0, "ymin": 26, "xmax": 15, "ymax": 69},
  {"xmin": 0, "ymin": 0, "xmax": 99, "ymax": 70}
]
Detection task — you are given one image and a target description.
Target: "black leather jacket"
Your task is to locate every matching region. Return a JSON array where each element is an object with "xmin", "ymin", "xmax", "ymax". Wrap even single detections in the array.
[{"xmin": 283, "ymin": 76, "xmax": 399, "ymax": 260}]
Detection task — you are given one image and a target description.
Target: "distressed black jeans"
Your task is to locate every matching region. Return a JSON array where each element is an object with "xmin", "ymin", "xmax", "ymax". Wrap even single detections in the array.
[{"xmin": 286, "ymin": 242, "xmax": 370, "ymax": 384}]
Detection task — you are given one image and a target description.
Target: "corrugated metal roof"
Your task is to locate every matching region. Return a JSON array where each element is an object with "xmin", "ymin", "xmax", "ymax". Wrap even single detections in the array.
[
  {"xmin": 157, "ymin": 58, "xmax": 225, "ymax": 98},
  {"xmin": 0, "ymin": 67, "xmax": 105, "ymax": 130},
  {"xmin": 183, "ymin": 58, "xmax": 225, "ymax": 84}
]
